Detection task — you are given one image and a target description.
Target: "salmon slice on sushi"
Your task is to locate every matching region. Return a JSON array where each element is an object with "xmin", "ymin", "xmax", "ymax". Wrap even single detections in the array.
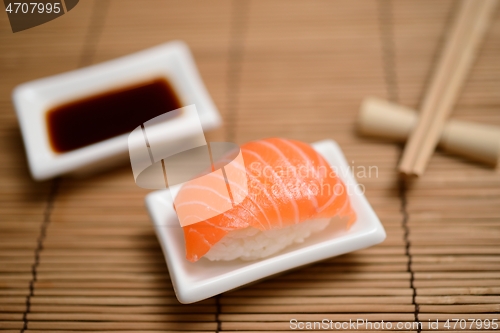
[{"xmin": 175, "ymin": 138, "xmax": 357, "ymax": 262}]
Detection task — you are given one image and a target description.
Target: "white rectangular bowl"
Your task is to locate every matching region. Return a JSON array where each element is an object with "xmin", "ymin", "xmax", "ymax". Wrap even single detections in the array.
[
  {"xmin": 145, "ymin": 139, "xmax": 386, "ymax": 304},
  {"xmin": 13, "ymin": 41, "xmax": 221, "ymax": 181}
]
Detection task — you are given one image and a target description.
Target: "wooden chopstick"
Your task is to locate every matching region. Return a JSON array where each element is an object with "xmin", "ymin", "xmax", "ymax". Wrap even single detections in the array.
[{"xmin": 399, "ymin": 0, "xmax": 499, "ymax": 176}]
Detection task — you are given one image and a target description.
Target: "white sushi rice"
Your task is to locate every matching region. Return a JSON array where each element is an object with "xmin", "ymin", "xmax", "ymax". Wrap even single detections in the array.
[{"xmin": 204, "ymin": 218, "xmax": 331, "ymax": 261}]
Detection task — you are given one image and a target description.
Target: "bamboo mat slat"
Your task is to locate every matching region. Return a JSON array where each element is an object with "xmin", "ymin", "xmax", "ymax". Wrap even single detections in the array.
[{"xmin": 1, "ymin": 0, "xmax": 500, "ymax": 332}]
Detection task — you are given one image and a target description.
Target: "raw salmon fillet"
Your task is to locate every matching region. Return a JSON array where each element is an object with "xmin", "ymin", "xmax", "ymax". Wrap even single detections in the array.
[{"xmin": 180, "ymin": 138, "xmax": 356, "ymax": 262}]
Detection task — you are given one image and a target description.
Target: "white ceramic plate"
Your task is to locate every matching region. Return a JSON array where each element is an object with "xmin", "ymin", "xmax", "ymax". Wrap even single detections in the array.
[
  {"xmin": 13, "ymin": 41, "xmax": 221, "ymax": 180},
  {"xmin": 145, "ymin": 139, "xmax": 386, "ymax": 304}
]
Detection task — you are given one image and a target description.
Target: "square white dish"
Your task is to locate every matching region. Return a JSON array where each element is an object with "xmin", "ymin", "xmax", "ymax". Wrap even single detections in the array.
[
  {"xmin": 145, "ymin": 139, "xmax": 386, "ymax": 304},
  {"xmin": 13, "ymin": 41, "xmax": 221, "ymax": 181}
]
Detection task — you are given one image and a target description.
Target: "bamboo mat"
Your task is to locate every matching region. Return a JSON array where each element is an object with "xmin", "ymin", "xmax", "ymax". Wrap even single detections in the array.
[{"xmin": 1, "ymin": 0, "xmax": 499, "ymax": 332}]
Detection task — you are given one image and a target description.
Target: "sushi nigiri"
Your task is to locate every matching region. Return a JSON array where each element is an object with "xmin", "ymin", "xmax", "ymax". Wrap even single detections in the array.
[{"xmin": 177, "ymin": 138, "xmax": 356, "ymax": 262}]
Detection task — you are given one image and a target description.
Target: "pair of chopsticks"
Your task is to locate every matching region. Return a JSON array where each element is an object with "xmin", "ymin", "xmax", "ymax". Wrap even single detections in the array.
[{"xmin": 399, "ymin": 0, "xmax": 498, "ymax": 176}]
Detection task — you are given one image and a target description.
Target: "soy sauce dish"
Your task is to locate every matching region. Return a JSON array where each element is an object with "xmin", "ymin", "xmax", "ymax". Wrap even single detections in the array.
[{"xmin": 13, "ymin": 41, "xmax": 221, "ymax": 181}]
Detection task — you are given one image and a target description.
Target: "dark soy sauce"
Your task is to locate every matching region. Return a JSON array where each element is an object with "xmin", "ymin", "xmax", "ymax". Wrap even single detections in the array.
[{"xmin": 46, "ymin": 78, "xmax": 182, "ymax": 153}]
